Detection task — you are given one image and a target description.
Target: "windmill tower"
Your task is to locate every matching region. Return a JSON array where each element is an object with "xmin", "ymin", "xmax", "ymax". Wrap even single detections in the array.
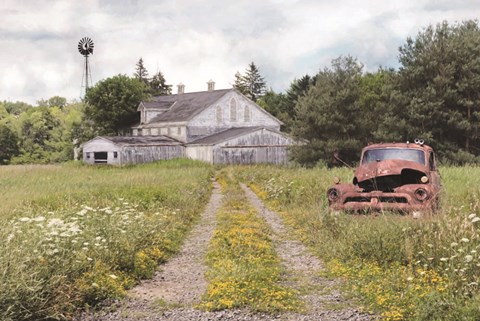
[{"xmin": 78, "ymin": 37, "xmax": 94, "ymax": 97}]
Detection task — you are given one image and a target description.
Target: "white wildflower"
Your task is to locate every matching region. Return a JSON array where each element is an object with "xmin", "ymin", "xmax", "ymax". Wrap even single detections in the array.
[
  {"xmin": 440, "ymin": 257, "xmax": 448, "ymax": 262},
  {"xmin": 19, "ymin": 217, "xmax": 31, "ymax": 222},
  {"xmin": 471, "ymin": 250, "xmax": 477, "ymax": 254},
  {"xmin": 109, "ymin": 274, "xmax": 118, "ymax": 280},
  {"xmin": 84, "ymin": 206, "xmax": 93, "ymax": 211},
  {"xmin": 92, "ymin": 283, "xmax": 99, "ymax": 288},
  {"xmin": 451, "ymin": 242, "xmax": 458, "ymax": 247},
  {"xmin": 77, "ymin": 209, "xmax": 87, "ymax": 216},
  {"xmin": 427, "ymin": 244, "xmax": 433, "ymax": 248},
  {"xmin": 95, "ymin": 236, "xmax": 102, "ymax": 241},
  {"xmin": 87, "ymin": 257, "xmax": 93, "ymax": 261},
  {"xmin": 465, "ymin": 255, "xmax": 473, "ymax": 263},
  {"xmin": 468, "ymin": 213, "xmax": 477, "ymax": 220},
  {"xmin": 105, "ymin": 209, "xmax": 113, "ymax": 214},
  {"xmin": 6, "ymin": 233, "xmax": 14, "ymax": 243},
  {"xmin": 83, "ymin": 242, "xmax": 89, "ymax": 246},
  {"xmin": 82, "ymin": 247, "xmax": 88, "ymax": 251},
  {"xmin": 407, "ymin": 277, "xmax": 414, "ymax": 281},
  {"xmin": 33, "ymin": 216, "xmax": 45, "ymax": 222},
  {"xmin": 472, "ymin": 217, "xmax": 480, "ymax": 223},
  {"xmin": 468, "ymin": 282, "xmax": 478, "ymax": 286},
  {"xmin": 461, "ymin": 238, "xmax": 470, "ymax": 243},
  {"xmin": 47, "ymin": 211, "xmax": 54, "ymax": 215}
]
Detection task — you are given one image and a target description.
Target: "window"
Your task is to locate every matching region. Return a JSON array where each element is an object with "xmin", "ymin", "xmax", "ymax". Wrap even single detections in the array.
[
  {"xmin": 86, "ymin": 152, "xmax": 90, "ymax": 159},
  {"xmin": 244, "ymin": 105, "xmax": 251, "ymax": 122},
  {"xmin": 362, "ymin": 148, "xmax": 425, "ymax": 165},
  {"xmin": 177, "ymin": 127, "xmax": 181, "ymax": 135},
  {"xmin": 216, "ymin": 105, "xmax": 222, "ymax": 123},
  {"xmin": 230, "ymin": 98, "xmax": 237, "ymax": 122},
  {"xmin": 113, "ymin": 152, "xmax": 118, "ymax": 158},
  {"xmin": 167, "ymin": 127, "xmax": 171, "ymax": 135}
]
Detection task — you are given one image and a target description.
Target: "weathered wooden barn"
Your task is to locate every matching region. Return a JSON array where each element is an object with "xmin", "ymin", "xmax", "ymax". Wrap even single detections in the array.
[
  {"xmin": 82, "ymin": 136, "xmax": 184, "ymax": 165},
  {"xmin": 82, "ymin": 82, "xmax": 295, "ymax": 165},
  {"xmin": 186, "ymin": 127, "xmax": 292, "ymax": 164}
]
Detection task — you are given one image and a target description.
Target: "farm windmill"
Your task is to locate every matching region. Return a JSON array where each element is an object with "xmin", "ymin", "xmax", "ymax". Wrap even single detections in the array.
[{"xmin": 78, "ymin": 37, "xmax": 94, "ymax": 97}]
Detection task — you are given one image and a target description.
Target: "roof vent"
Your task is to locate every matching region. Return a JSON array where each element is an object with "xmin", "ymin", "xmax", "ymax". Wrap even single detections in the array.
[
  {"xmin": 207, "ymin": 79, "xmax": 215, "ymax": 91},
  {"xmin": 177, "ymin": 82, "xmax": 185, "ymax": 94}
]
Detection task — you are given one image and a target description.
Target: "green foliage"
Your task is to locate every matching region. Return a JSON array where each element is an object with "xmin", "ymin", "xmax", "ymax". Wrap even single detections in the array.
[
  {"xmin": 149, "ymin": 71, "xmax": 172, "ymax": 96},
  {"xmin": 233, "ymin": 62, "xmax": 267, "ymax": 102},
  {"xmin": 291, "ymin": 56, "xmax": 367, "ymax": 166},
  {"xmin": 394, "ymin": 20, "xmax": 480, "ymax": 162},
  {"xmin": 258, "ymin": 74, "xmax": 316, "ymax": 132},
  {"xmin": 0, "ymin": 124, "xmax": 19, "ymax": 164},
  {"xmin": 134, "ymin": 57, "xmax": 149, "ymax": 84},
  {"xmin": 84, "ymin": 74, "xmax": 149, "ymax": 135}
]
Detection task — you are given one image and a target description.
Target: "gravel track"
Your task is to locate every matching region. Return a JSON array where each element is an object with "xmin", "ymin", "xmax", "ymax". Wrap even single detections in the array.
[
  {"xmin": 241, "ymin": 183, "xmax": 375, "ymax": 321},
  {"xmin": 76, "ymin": 181, "xmax": 375, "ymax": 321}
]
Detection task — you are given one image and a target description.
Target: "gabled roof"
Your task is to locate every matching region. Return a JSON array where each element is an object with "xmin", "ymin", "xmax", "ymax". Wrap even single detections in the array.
[
  {"xmin": 187, "ymin": 127, "xmax": 287, "ymax": 146},
  {"xmin": 140, "ymin": 89, "xmax": 231, "ymax": 123},
  {"xmin": 87, "ymin": 136, "xmax": 182, "ymax": 147}
]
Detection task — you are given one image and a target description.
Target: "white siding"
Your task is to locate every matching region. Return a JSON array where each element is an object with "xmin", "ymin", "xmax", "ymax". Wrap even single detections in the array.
[
  {"xmin": 187, "ymin": 91, "xmax": 281, "ymax": 140},
  {"xmin": 82, "ymin": 138, "xmax": 121, "ymax": 165}
]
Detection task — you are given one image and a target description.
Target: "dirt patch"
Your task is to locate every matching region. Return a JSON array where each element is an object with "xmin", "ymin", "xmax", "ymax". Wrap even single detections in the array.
[{"xmin": 241, "ymin": 183, "xmax": 375, "ymax": 321}]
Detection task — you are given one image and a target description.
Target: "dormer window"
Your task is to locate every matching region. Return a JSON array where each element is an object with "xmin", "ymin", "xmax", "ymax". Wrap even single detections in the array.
[{"xmin": 230, "ymin": 98, "xmax": 237, "ymax": 122}]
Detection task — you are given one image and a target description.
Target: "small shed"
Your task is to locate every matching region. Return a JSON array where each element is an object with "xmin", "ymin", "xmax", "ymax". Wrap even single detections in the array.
[
  {"xmin": 185, "ymin": 127, "xmax": 293, "ymax": 164},
  {"xmin": 82, "ymin": 136, "xmax": 184, "ymax": 165}
]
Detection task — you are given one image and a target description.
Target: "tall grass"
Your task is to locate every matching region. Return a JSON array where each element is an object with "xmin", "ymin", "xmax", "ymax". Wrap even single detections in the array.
[
  {"xmin": 0, "ymin": 159, "xmax": 213, "ymax": 321},
  {"xmin": 238, "ymin": 165, "xmax": 480, "ymax": 320}
]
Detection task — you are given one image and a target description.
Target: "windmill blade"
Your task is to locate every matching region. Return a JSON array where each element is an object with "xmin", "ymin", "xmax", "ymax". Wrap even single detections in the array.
[{"xmin": 78, "ymin": 37, "xmax": 94, "ymax": 56}]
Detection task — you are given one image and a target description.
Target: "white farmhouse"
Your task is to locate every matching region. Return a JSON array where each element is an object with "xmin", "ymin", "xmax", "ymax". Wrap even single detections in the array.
[{"xmin": 82, "ymin": 82, "xmax": 294, "ymax": 165}]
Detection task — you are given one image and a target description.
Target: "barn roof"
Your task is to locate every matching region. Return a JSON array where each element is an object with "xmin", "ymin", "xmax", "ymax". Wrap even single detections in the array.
[
  {"xmin": 94, "ymin": 136, "xmax": 182, "ymax": 147},
  {"xmin": 187, "ymin": 127, "xmax": 285, "ymax": 145},
  {"xmin": 140, "ymin": 89, "xmax": 231, "ymax": 123}
]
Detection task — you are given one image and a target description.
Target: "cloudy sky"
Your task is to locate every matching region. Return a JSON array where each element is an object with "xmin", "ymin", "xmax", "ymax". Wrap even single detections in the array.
[{"xmin": 0, "ymin": 0, "xmax": 479, "ymax": 104}]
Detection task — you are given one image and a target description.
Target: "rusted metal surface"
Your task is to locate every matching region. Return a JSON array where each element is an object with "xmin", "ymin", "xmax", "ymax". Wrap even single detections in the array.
[{"xmin": 327, "ymin": 142, "xmax": 441, "ymax": 213}]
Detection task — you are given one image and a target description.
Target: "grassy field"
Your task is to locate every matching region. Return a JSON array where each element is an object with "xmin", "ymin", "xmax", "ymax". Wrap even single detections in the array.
[
  {"xmin": 0, "ymin": 160, "xmax": 213, "ymax": 321},
  {"xmin": 238, "ymin": 165, "xmax": 480, "ymax": 320}
]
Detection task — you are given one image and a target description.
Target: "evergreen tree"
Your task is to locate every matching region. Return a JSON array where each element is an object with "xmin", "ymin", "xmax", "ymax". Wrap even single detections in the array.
[
  {"xmin": 233, "ymin": 62, "xmax": 267, "ymax": 102},
  {"xmin": 149, "ymin": 71, "xmax": 172, "ymax": 96},
  {"xmin": 134, "ymin": 57, "xmax": 149, "ymax": 84},
  {"xmin": 395, "ymin": 20, "xmax": 480, "ymax": 163}
]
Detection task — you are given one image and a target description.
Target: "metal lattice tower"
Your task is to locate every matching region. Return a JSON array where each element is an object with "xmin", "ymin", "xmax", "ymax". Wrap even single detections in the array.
[{"xmin": 78, "ymin": 37, "xmax": 94, "ymax": 97}]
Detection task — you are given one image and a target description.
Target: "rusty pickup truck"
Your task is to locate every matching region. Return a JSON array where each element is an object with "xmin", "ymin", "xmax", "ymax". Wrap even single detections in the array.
[{"xmin": 327, "ymin": 140, "xmax": 441, "ymax": 214}]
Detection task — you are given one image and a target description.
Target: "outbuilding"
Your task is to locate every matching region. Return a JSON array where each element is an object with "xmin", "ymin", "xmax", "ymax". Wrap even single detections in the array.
[
  {"xmin": 186, "ymin": 127, "xmax": 293, "ymax": 164},
  {"xmin": 82, "ymin": 136, "xmax": 184, "ymax": 165}
]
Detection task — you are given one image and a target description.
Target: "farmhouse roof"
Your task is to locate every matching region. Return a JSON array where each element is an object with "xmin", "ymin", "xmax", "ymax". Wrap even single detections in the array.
[
  {"xmin": 96, "ymin": 136, "xmax": 182, "ymax": 147},
  {"xmin": 139, "ymin": 89, "xmax": 231, "ymax": 123},
  {"xmin": 188, "ymin": 127, "xmax": 285, "ymax": 145}
]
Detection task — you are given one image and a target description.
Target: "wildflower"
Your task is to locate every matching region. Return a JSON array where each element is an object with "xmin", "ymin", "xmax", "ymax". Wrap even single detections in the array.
[
  {"xmin": 6, "ymin": 233, "xmax": 14, "ymax": 243},
  {"xmin": 461, "ymin": 238, "xmax": 470, "ymax": 243},
  {"xmin": 427, "ymin": 244, "xmax": 433, "ymax": 248},
  {"xmin": 451, "ymin": 242, "xmax": 458, "ymax": 247},
  {"xmin": 440, "ymin": 258, "xmax": 448, "ymax": 262},
  {"xmin": 472, "ymin": 217, "xmax": 480, "ymax": 223},
  {"xmin": 33, "ymin": 216, "xmax": 45, "ymax": 222},
  {"xmin": 19, "ymin": 217, "xmax": 31, "ymax": 222},
  {"xmin": 109, "ymin": 274, "xmax": 118, "ymax": 280},
  {"xmin": 471, "ymin": 250, "xmax": 477, "ymax": 254},
  {"xmin": 465, "ymin": 255, "xmax": 473, "ymax": 263},
  {"xmin": 47, "ymin": 211, "xmax": 54, "ymax": 215},
  {"xmin": 77, "ymin": 209, "xmax": 87, "ymax": 216},
  {"xmin": 468, "ymin": 213, "xmax": 476, "ymax": 219},
  {"xmin": 469, "ymin": 282, "xmax": 478, "ymax": 286},
  {"xmin": 407, "ymin": 277, "xmax": 414, "ymax": 281},
  {"xmin": 92, "ymin": 283, "xmax": 99, "ymax": 288},
  {"xmin": 105, "ymin": 209, "xmax": 113, "ymax": 214},
  {"xmin": 84, "ymin": 206, "xmax": 93, "ymax": 211},
  {"xmin": 87, "ymin": 257, "xmax": 93, "ymax": 261}
]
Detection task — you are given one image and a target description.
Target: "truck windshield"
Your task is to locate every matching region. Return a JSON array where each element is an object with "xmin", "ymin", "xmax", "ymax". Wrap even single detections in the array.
[{"xmin": 362, "ymin": 148, "xmax": 425, "ymax": 165}]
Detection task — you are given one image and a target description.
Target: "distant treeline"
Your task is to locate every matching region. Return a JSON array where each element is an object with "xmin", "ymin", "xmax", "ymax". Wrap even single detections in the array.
[{"xmin": 259, "ymin": 20, "xmax": 480, "ymax": 165}]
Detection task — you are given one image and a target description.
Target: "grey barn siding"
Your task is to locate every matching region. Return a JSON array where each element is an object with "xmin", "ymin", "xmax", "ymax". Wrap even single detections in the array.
[
  {"xmin": 214, "ymin": 146, "xmax": 289, "ymax": 164},
  {"xmin": 121, "ymin": 146, "xmax": 184, "ymax": 164}
]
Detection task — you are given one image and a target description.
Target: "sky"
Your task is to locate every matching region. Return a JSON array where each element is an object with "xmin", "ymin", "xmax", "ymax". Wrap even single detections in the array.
[{"xmin": 0, "ymin": 0, "xmax": 479, "ymax": 105}]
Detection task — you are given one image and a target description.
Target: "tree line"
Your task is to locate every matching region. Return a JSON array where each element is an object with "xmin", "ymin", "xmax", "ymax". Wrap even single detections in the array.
[{"xmin": 1, "ymin": 20, "xmax": 479, "ymax": 165}]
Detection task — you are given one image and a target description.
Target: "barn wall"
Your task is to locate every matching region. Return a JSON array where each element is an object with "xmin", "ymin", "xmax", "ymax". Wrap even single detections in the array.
[
  {"xmin": 211, "ymin": 129, "xmax": 292, "ymax": 164},
  {"xmin": 121, "ymin": 145, "xmax": 185, "ymax": 164},
  {"xmin": 82, "ymin": 139, "xmax": 121, "ymax": 165},
  {"xmin": 187, "ymin": 91, "xmax": 281, "ymax": 141},
  {"xmin": 185, "ymin": 146, "xmax": 213, "ymax": 163},
  {"xmin": 213, "ymin": 146, "xmax": 289, "ymax": 164}
]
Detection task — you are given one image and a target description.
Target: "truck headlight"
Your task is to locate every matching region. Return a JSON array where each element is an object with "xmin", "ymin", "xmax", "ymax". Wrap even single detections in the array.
[
  {"xmin": 327, "ymin": 188, "xmax": 340, "ymax": 202},
  {"xmin": 414, "ymin": 188, "xmax": 429, "ymax": 201}
]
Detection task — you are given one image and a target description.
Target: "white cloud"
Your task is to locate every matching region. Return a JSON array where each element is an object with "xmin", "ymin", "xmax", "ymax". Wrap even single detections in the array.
[{"xmin": 0, "ymin": 0, "xmax": 479, "ymax": 104}]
